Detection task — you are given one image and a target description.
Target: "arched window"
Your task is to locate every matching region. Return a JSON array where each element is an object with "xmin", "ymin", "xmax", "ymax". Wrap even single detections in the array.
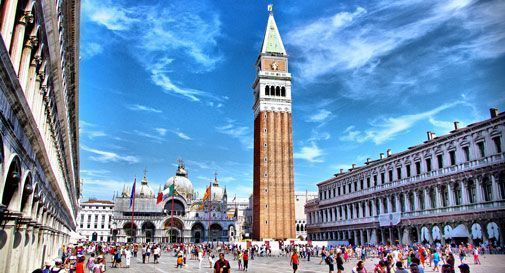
[
  {"xmin": 419, "ymin": 190, "xmax": 425, "ymax": 210},
  {"xmin": 441, "ymin": 185, "xmax": 449, "ymax": 207},
  {"xmin": 468, "ymin": 180, "xmax": 476, "ymax": 203},
  {"xmin": 483, "ymin": 177, "xmax": 493, "ymax": 202},
  {"xmin": 400, "ymin": 193, "xmax": 406, "ymax": 212},
  {"xmin": 430, "ymin": 188, "xmax": 437, "ymax": 209},
  {"xmin": 281, "ymin": 86, "xmax": 286, "ymax": 96},
  {"xmin": 270, "ymin": 86, "xmax": 275, "ymax": 96},
  {"xmin": 408, "ymin": 192, "xmax": 414, "ymax": 211},
  {"xmin": 453, "ymin": 183, "xmax": 461, "ymax": 205},
  {"xmin": 275, "ymin": 86, "xmax": 280, "ymax": 96},
  {"xmin": 265, "ymin": 85, "xmax": 269, "ymax": 96}
]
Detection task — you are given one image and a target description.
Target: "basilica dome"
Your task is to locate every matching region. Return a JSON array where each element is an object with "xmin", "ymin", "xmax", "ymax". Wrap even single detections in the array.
[
  {"xmin": 136, "ymin": 174, "xmax": 155, "ymax": 198},
  {"xmin": 164, "ymin": 163, "xmax": 193, "ymax": 200}
]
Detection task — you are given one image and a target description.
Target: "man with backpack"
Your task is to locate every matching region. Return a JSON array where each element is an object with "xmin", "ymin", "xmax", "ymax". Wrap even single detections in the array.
[{"xmin": 326, "ymin": 249, "xmax": 335, "ymax": 273}]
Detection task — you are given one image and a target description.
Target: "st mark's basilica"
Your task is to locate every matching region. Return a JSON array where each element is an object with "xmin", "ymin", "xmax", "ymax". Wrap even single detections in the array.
[{"xmin": 111, "ymin": 162, "xmax": 238, "ymax": 243}]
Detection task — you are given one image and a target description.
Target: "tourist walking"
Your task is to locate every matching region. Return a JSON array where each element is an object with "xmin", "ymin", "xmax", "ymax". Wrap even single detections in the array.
[
  {"xmin": 290, "ymin": 250, "xmax": 300, "ymax": 273},
  {"xmin": 243, "ymin": 250, "xmax": 249, "ymax": 271},
  {"xmin": 214, "ymin": 252, "xmax": 231, "ymax": 273}
]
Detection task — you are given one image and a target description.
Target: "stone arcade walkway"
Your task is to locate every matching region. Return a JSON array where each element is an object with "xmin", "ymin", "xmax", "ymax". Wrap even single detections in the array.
[{"xmin": 104, "ymin": 253, "xmax": 505, "ymax": 273}]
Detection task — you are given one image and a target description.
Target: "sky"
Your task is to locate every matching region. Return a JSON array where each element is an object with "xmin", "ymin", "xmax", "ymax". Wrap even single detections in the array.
[{"xmin": 79, "ymin": 0, "xmax": 505, "ymax": 201}]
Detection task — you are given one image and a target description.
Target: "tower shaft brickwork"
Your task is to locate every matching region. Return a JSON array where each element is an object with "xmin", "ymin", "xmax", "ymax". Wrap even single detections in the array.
[{"xmin": 252, "ymin": 8, "xmax": 295, "ymax": 240}]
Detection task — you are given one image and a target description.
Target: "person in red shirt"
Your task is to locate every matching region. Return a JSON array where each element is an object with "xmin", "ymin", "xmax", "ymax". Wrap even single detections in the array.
[
  {"xmin": 291, "ymin": 250, "xmax": 300, "ymax": 273},
  {"xmin": 75, "ymin": 255, "xmax": 85, "ymax": 273},
  {"xmin": 242, "ymin": 250, "xmax": 249, "ymax": 272}
]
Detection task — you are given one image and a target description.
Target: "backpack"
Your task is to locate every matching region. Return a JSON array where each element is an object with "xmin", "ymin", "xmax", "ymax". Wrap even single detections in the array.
[{"xmin": 325, "ymin": 255, "xmax": 331, "ymax": 265}]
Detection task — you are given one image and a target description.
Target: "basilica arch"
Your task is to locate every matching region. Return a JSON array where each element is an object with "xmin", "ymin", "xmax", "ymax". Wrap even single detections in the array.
[
  {"xmin": 191, "ymin": 222, "xmax": 205, "ymax": 243},
  {"xmin": 163, "ymin": 218, "xmax": 184, "ymax": 243}
]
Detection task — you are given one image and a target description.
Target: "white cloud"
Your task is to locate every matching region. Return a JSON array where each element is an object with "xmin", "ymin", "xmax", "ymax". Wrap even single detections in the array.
[
  {"xmin": 132, "ymin": 130, "xmax": 164, "ymax": 142},
  {"xmin": 80, "ymin": 42, "xmax": 103, "ymax": 59},
  {"xmin": 83, "ymin": 0, "xmax": 223, "ymax": 103},
  {"xmin": 294, "ymin": 142, "xmax": 324, "ymax": 163},
  {"xmin": 80, "ymin": 169, "xmax": 111, "ymax": 177},
  {"xmin": 286, "ymin": 0, "xmax": 505, "ymax": 99},
  {"xmin": 155, "ymin": 128, "xmax": 167, "ymax": 136},
  {"xmin": 308, "ymin": 109, "xmax": 334, "ymax": 123},
  {"xmin": 339, "ymin": 101, "xmax": 463, "ymax": 144},
  {"xmin": 126, "ymin": 104, "xmax": 162, "ymax": 113},
  {"xmin": 81, "ymin": 145, "xmax": 139, "ymax": 164},
  {"xmin": 79, "ymin": 120, "xmax": 107, "ymax": 139},
  {"xmin": 215, "ymin": 120, "xmax": 252, "ymax": 149},
  {"xmin": 172, "ymin": 129, "xmax": 192, "ymax": 141}
]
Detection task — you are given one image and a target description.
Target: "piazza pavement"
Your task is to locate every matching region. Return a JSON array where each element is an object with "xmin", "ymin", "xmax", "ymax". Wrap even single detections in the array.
[{"xmin": 102, "ymin": 253, "xmax": 505, "ymax": 273}]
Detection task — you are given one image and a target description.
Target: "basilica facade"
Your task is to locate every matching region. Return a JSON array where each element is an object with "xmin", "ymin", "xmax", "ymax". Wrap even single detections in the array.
[
  {"xmin": 111, "ymin": 163, "xmax": 238, "ymax": 243},
  {"xmin": 306, "ymin": 108, "xmax": 505, "ymax": 247}
]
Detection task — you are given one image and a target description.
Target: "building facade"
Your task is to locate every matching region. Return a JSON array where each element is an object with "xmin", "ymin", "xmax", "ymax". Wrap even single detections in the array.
[
  {"xmin": 111, "ymin": 163, "xmax": 239, "ymax": 243},
  {"xmin": 252, "ymin": 6, "xmax": 295, "ymax": 240},
  {"xmin": 295, "ymin": 191, "xmax": 317, "ymax": 240},
  {"xmin": 306, "ymin": 109, "xmax": 505, "ymax": 246},
  {"xmin": 0, "ymin": 0, "xmax": 80, "ymax": 272},
  {"xmin": 77, "ymin": 199, "xmax": 114, "ymax": 242}
]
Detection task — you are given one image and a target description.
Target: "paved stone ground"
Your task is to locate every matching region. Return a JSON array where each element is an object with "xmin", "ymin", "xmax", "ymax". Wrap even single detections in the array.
[{"xmin": 104, "ymin": 253, "xmax": 505, "ymax": 273}]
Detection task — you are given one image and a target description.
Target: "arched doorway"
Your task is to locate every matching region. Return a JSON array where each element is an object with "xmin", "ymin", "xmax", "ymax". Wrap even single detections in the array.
[
  {"xmin": 191, "ymin": 222, "xmax": 205, "ymax": 243},
  {"xmin": 92, "ymin": 232, "xmax": 98, "ymax": 242},
  {"xmin": 2, "ymin": 156, "xmax": 22, "ymax": 210},
  {"xmin": 123, "ymin": 222, "xmax": 138, "ymax": 243},
  {"xmin": 163, "ymin": 218, "xmax": 184, "ymax": 243},
  {"xmin": 141, "ymin": 221, "xmax": 156, "ymax": 243},
  {"xmin": 209, "ymin": 223, "xmax": 223, "ymax": 242}
]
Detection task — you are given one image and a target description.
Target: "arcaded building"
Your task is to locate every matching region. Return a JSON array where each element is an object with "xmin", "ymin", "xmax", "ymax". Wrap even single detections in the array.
[
  {"xmin": 0, "ymin": 0, "xmax": 80, "ymax": 272},
  {"xmin": 306, "ymin": 109, "xmax": 505, "ymax": 246},
  {"xmin": 252, "ymin": 6, "xmax": 295, "ymax": 240}
]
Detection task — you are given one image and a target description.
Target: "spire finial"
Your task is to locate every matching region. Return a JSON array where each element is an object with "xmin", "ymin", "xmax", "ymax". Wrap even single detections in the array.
[
  {"xmin": 144, "ymin": 167, "xmax": 148, "ymax": 178},
  {"xmin": 268, "ymin": 4, "xmax": 273, "ymax": 14}
]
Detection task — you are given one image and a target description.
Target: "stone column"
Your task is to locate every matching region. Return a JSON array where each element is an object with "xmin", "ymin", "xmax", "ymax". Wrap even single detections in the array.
[
  {"xmin": 424, "ymin": 188, "xmax": 431, "ymax": 210},
  {"xmin": 380, "ymin": 229, "xmax": 385, "ymax": 244},
  {"xmin": 447, "ymin": 183, "xmax": 455, "ymax": 206},
  {"xmin": 366, "ymin": 229, "xmax": 370, "ymax": 244},
  {"xmin": 491, "ymin": 174, "xmax": 502, "ymax": 201},
  {"xmin": 413, "ymin": 191, "xmax": 420, "ymax": 211},
  {"xmin": 371, "ymin": 200, "xmax": 377, "ymax": 216},
  {"xmin": 388, "ymin": 227, "xmax": 393, "ymax": 243},
  {"xmin": 0, "ymin": 0, "xmax": 19, "ymax": 49},
  {"xmin": 416, "ymin": 226, "xmax": 421, "ymax": 244},
  {"xmin": 18, "ymin": 37, "xmax": 36, "ymax": 92},
  {"xmin": 360, "ymin": 229, "xmax": 365, "ymax": 246},
  {"xmin": 460, "ymin": 180, "xmax": 469, "ymax": 204},
  {"xmin": 354, "ymin": 231, "xmax": 358, "ymax": 245},
  {"xmin": 386, "ymin": 196, "xmax": 392, "ymax": 213},
  {"xmin": 379, "ymin": 198, "xmax": 384, "ymax": 214},
  {"xmin": 475, "ymin": 178, "xmax": 484, "ymax": 203},
  {"xmin": 404, "ymin": 192, "xmax": 411, "ymax": 212},
  {"xmin": 0, "ymin": 215, "xmax": 20, "ymax": 273},
  {"xmin": 347, "ymin": 205, "xmax": 351, "ymax": 220},
  {"xmin": 395, "ymin": 194, "xmax": 401, "ymax": 213},
  {"xmin": 365, "ymin": 201, "xmax": 370, "ymax": 217},
  {"xmin": 435, "ymin": 186, "xmax": 442, "ymax": 208},
  {"xmin": 10, "ymin": 11, "xmax": 32, "ymax": 74}
]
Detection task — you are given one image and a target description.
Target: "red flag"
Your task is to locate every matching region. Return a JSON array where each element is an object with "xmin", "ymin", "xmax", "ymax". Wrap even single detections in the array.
[{"xmin": 156, "ymin": 192, "xmax": 163, "ymax": 204}]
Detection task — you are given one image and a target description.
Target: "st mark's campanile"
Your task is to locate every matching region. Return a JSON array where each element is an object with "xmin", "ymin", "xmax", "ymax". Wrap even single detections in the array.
[{"xmin": 252, "ymin": 6, "xmax": 295, "ymax": 240}]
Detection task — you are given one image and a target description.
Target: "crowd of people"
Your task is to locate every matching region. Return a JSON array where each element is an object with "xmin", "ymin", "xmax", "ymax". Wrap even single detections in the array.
[{"xmin": 29, "ymin": 240, "xmax": 497, "ymax": 273}]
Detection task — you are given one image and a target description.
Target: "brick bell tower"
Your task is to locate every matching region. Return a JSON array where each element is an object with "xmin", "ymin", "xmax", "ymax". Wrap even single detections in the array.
[{"xmin": 252, "ymin": 5, "xmax": 295, "ymax": 240}]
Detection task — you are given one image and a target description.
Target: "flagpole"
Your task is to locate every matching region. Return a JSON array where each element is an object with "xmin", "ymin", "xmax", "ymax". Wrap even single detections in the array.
[
  {"xmin": 208, "ymin": 180, "xmax": 212, "ymax": 243},
  {"xmin": 170, "ymin": 176, "xmax": 176, "ymax": 244},
  {"xmin": 131, "ymin": 177, "xmax": 136, "ymax": 242}
]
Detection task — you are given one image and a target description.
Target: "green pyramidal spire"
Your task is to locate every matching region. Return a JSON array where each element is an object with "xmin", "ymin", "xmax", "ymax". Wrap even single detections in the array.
[{"xmin": 261, "ymin": 6, "xmax": 287, "ymax": 55}]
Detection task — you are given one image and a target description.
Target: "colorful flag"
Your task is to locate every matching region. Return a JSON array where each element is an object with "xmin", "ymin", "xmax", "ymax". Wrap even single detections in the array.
[
  {"xmin": 156, "ymin": 183, "xmax": 176, "ymax": 204},
  {"xmin": 129, "ymin": 178, "xmax": 136, "ymax": 208},
  {"xmin": 202, "ymin": 186, "xmax": 211, "ymax": 201}
]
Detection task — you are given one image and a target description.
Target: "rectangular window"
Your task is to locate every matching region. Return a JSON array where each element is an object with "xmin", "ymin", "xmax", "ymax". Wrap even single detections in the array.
[
  {"xmin": 353, "ymin": 182, "xmax": 357, "ymax": 192},
  {"xmin": 406, "ymin": 165, "xmax": 411, "ymax": 177},
  {"xmin": 493, "ymin": 137, "xmax": 502, "ymax": 153},
  {"xmin": 87, "ymin": 224, "xmax": 90, "ymax": 229},
  {"xmin": 437, "ymin": 154, "xmax": 443, "ymax": 169},
  {"xmin": 338, "ymin": 187, "xmax": 341, "ymax": 196},
  {"xmin": 415, "ymin": 161, "xmax": 421, "ymax": 175},
  {"xmin": 360, "ymin": 180, "xmax": 364, "ymax": 190},
  {"xmin": 463, "ymin": 146, "xmax": 470, "ymax": 161},
  {"xmin": 426, "ymin": 158, "xmax": 432, "ymax": 172},
  {"xmin": 333, "ymin": 188, "xmax": 336, "ymax": 197},
  {"xmin": 388, "ymin": 170, "xmax": 393, "ymax": 182},
  {"xmin": 381, "ymin": 173, "xmax": 385, "ymax": 184},
  {"xmin": 348, "ymin": 184, "xmax": 351, "ymax": 193},
  {"xmin": 366, "ymin": 177, "xmax": 371, "ymax": 188},
  {"xmin": 343, "ymin": 186, "xmax": 346, "ymax": 194},
  {"xmin": 477, "ymin": 141, "xmax": 485, "ymax": 157},
  {"xmin": 373, "ymin": 175, "xmax": 377, "ymax": 186},
  {"xmin": 449, "ymin": 150, "xmax": 456, "ymax": 165},
  {"xmin": 396, "ymin": 167, "xmax": 402, "ymax": 180}
]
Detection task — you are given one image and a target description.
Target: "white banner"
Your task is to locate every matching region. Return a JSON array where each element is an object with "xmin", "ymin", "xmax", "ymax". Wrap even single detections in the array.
[{"xmin": 378, "ymin": 212, "xmax": 401, "ymax": 227}]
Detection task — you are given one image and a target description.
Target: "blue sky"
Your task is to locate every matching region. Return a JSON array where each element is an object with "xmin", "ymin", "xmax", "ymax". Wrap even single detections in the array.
[{"xmin": 79, "ymin": 0, "xmax": 505, "ymax": 200}]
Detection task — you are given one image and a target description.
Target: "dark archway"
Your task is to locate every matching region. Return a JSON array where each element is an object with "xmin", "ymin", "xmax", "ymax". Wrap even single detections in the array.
[
  {"xmin": 141, "ymin": 221, "xmax": 156, "ymax": 243},
  {"xmin": 164, "ymin": 218, "xmax": 184, "ymax": 243},
  {"xmin": 2, "ymin": 156, "xmax": 22, "ymax": 209},
  {"xmin": 20, "ymin": 173, "xmax": 33, "ymax": 214},
  {"xmin": 123, "ymin": 222, "xmax": 138, "ymax": 242},
  {"xmin": 209, "ymin": 223, "xmax": 223, "ymax": 242},
  {"xmin": 191, "ymin": 222, "xmax": 205, "ymax": 243},
  {"xmin": 91, "ymin": 232, "xmax": 98, "ymax": 242}
]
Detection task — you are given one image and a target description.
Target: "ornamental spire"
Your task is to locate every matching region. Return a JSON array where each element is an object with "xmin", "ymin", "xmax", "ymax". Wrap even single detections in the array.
[{"xmin": 260, "ymin": 4, "xmax": 286, "ymax": 55}]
